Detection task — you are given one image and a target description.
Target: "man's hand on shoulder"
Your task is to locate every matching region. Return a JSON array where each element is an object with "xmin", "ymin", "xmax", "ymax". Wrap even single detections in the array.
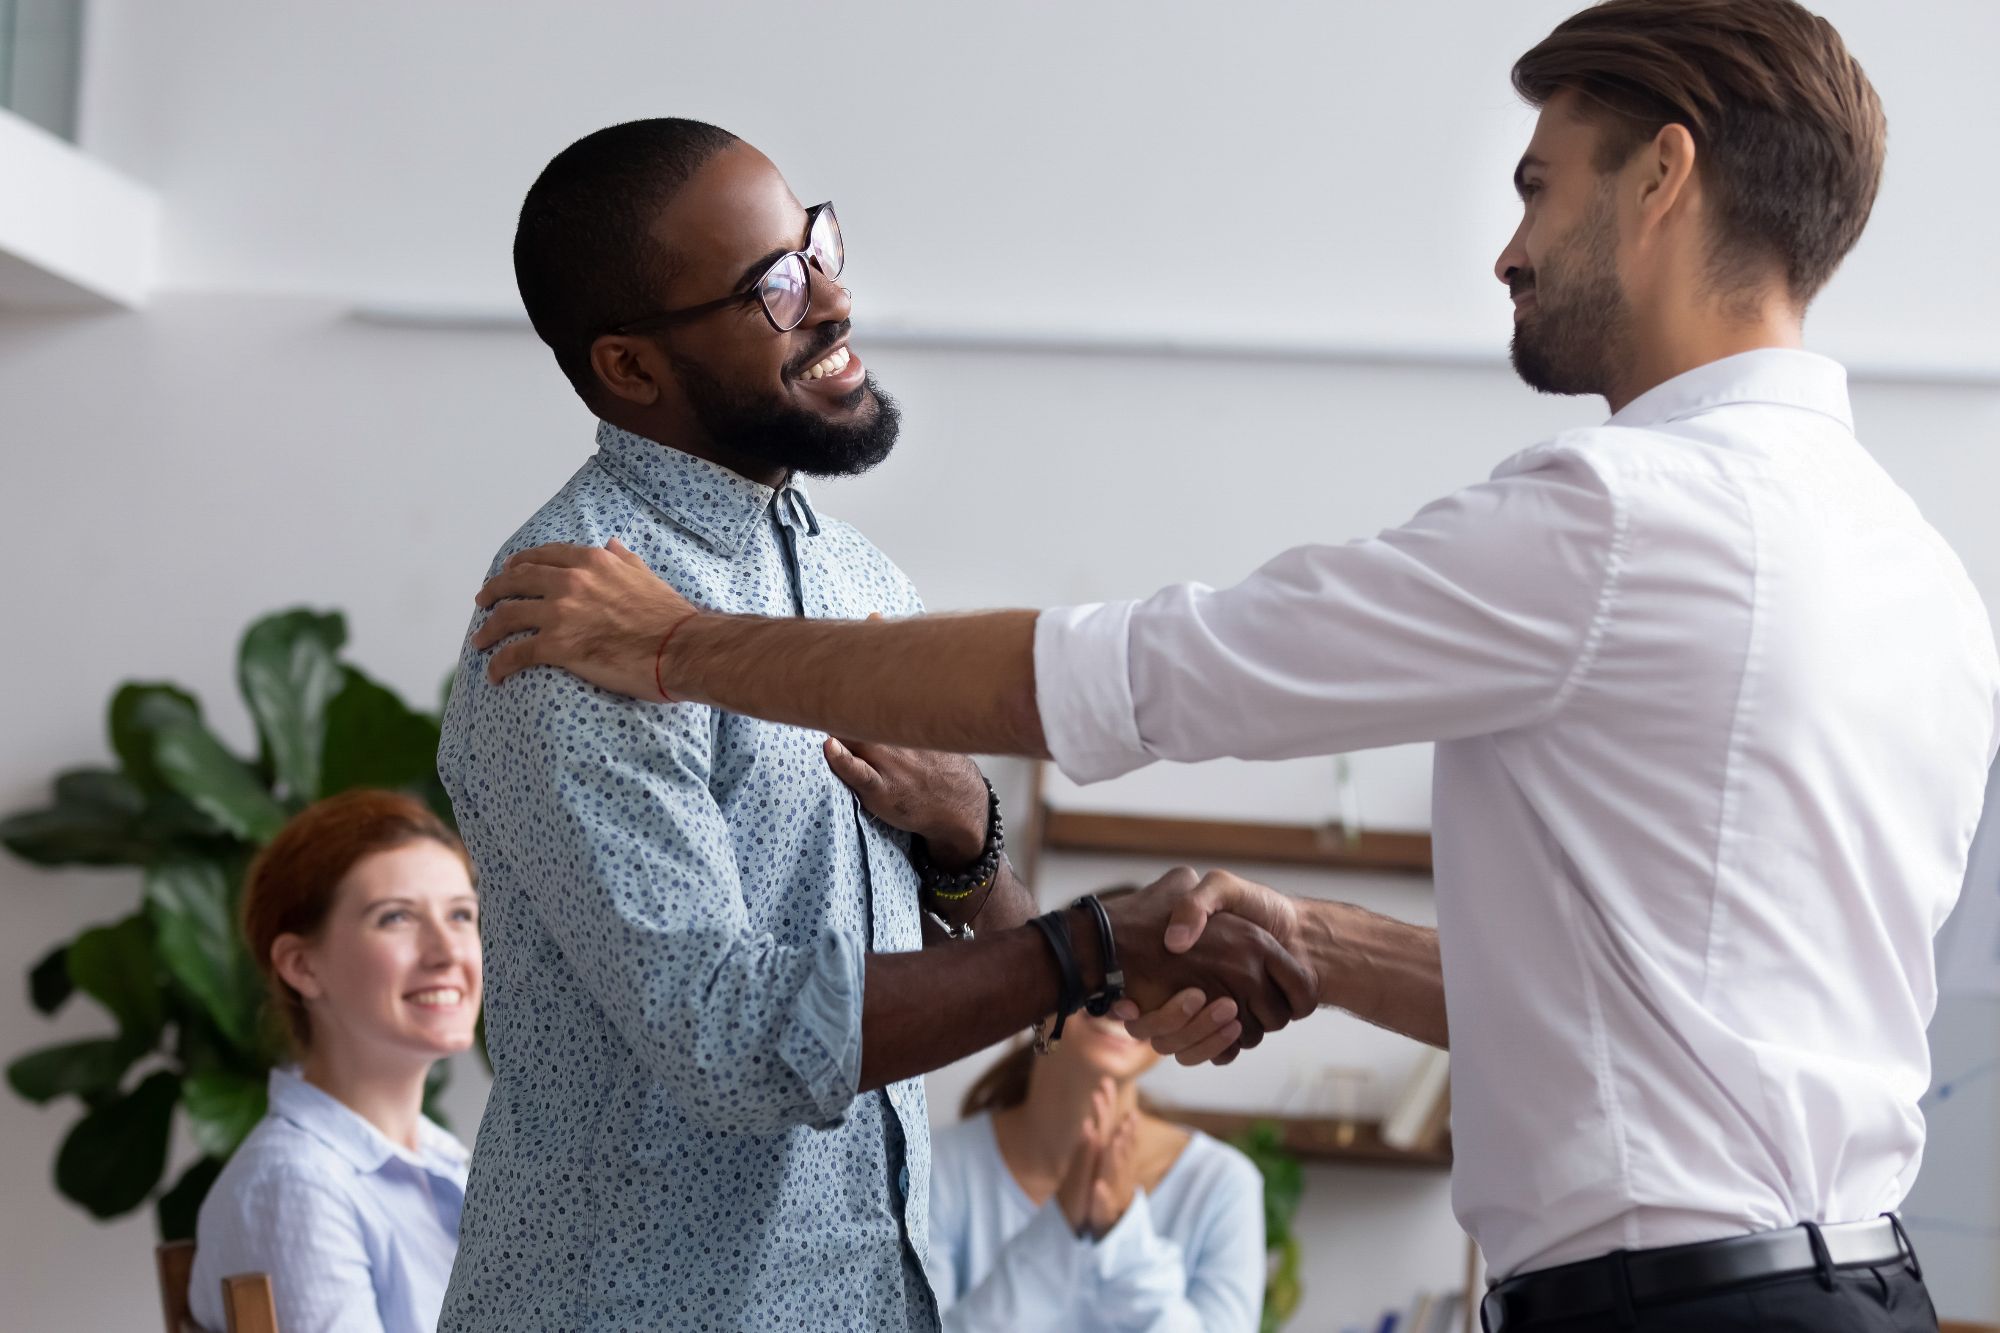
[{"xmin": 474, "ymin": 539, "xmax": 692, "ymax": 698}]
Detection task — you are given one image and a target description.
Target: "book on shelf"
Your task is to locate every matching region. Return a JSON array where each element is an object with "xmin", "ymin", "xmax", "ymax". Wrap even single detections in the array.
[{"xmin": 1380, "ymin": 1047, "xmax": 1450, "ymax": 1151}]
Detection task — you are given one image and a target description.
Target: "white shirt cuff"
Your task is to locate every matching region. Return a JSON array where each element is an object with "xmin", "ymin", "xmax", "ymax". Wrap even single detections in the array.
[{"xmin": 1034, "ymin": 602, "xmax": 1150, "ymax": 785}]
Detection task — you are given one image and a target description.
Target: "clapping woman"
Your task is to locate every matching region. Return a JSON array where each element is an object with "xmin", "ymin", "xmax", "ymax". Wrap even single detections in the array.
[{"xmin": 929, "ymin": 1005, "xmax": 1266, "ymax": 1331}]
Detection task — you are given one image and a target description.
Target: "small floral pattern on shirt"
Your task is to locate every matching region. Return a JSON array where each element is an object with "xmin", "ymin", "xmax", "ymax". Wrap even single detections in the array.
[{"xmin": 437, "ymin": 421, "xmax": 936, "ymax": 1332}]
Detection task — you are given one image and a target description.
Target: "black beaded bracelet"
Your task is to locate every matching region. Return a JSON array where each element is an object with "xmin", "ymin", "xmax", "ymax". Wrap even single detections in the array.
[{"xmin": 912, "ymin": 777, "xmax": 1004, "ymax": 902}]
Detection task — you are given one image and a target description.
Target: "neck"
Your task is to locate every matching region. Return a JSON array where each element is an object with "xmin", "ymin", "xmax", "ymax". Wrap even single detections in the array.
[
  {"xmin": 602, "ymin": 408, "xmax": 789, "ymax": 489},
  {"xmin": 1008, "ymin": 1058, "xmax": 1141, "ymax": 1177},
  {"xmin": 298, "ymin": 1044, "xmax": 432, "ymax": 1153},
  {"xmin": 1608, "ymin": 291, "xmax": 1802, "ymax": 414}
]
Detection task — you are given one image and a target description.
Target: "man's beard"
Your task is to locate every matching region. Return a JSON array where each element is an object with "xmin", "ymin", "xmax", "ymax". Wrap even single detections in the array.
[
  {"xmin": 1509, "ymin": 185, "xmax": 1634, "ymax": 399},
  {"xmin": 675, "ymin": 355, "xmax": 902, "ymax": 479}
]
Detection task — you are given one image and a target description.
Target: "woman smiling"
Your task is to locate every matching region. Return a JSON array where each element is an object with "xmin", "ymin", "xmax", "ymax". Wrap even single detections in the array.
[{"xmin": 189, "ymin": 790, "xmax": 482, "ymax": 1333}]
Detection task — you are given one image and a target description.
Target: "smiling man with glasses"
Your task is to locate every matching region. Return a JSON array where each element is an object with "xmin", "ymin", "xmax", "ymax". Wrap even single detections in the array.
[{"xmin": 435, "ymin": 119, "xmax": 1312, "ymax": 1333}]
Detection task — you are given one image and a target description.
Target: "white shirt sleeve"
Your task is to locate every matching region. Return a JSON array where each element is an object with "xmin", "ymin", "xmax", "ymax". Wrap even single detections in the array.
[{"xmin": 1036, "ymin": 451, "xmax": 1624, "ymax": 783}]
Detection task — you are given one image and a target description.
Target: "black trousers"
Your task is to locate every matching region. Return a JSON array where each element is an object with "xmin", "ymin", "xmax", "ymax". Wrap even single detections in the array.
[{"xmin": 1502, "ymin": 1262, "xmax": 1937, "ymax": 1332}]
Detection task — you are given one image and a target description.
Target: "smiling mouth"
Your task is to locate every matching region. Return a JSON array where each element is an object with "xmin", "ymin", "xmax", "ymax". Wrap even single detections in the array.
[
  {"xmin": 800, "ymin": 345, "xmax": 851, "ymax": 381},
  {"xmin": 405, "ymin": 987, "xmax": 465, "ymax": 1008}
]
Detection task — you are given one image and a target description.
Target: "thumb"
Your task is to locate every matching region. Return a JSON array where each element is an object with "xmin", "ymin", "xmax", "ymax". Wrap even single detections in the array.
[
  {"xmin": 1164, "ymin": 878, "xmax": 1232, "ymax": 954},
  {"xmin": 823, "ymin": 737, "xmax": 880, "ymax": 790}
]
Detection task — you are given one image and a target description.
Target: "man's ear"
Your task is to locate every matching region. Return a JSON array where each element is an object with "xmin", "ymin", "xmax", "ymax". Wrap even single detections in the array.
[
  {"xmin": 271, "ymin": 932, "xmax": 324, "ymax": 1002},
  {"xmin": 1636, "ymin": 122, "xmax": 1698, "ymax": 229},
  {"xmin": 588, "ymin": 334, "xmax": 667, "ymax": 407}
]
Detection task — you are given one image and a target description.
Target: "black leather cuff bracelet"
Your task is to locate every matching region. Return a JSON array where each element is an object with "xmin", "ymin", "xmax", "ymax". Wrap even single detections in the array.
[
  {"xmin": 1075, "ymin": 894, "xmax": 1125, "ymax": 1016},
  {"xmin": 1029, "ymin": 909, "xmax": 1086, "ymax": 1042}
]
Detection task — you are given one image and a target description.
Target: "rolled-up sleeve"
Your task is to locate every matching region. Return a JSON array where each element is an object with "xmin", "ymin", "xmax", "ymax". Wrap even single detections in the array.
[
  {"xmin": 450, "ymin": 664, "xmax": 864, "ymax": 1133},
  {"xmin": 1036, "ymin": 449, "xmax": 1623, "ymax": 783}
]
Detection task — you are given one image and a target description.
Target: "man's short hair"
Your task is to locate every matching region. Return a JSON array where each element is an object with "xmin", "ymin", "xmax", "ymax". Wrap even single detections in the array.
[
  {"xmin": 1512, "ymin": 0, "xmax": 1885, "ymax": 308},
  {"xmin": 514, "ymin": 118, "xmax": 741, "ymax": 398}
]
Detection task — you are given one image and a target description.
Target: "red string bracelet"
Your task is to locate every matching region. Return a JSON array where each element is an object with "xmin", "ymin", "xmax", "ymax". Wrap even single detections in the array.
[{"xmin": 653, "ymin": 617, "xmax": 694, "ymax": 702}]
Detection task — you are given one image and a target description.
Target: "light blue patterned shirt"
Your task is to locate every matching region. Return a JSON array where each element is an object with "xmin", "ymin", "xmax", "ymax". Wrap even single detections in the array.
[
  {"xmin": 437, "ymin": 421, "xmax": 937, "ymax": 1332},
  {"xmin": 190, "ymin": 1067, "xmax": 469, "ymax": 1333}
]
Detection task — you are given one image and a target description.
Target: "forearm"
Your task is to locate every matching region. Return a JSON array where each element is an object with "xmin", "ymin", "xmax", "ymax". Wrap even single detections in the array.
[
  {"xmin": 668, "ymin": 610, "xmax": 1050, "ymax": 756},
  {"xmin": 861, "ymin": 907, "xmax": 1097, "ymax": 1092},
  {"xmin": 1297, "ymin": 900, "xmax": 1448, "ymax": 1048}
]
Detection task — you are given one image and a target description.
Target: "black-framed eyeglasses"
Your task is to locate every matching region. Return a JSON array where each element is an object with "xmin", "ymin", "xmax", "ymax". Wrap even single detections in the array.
[{"xmin": 608, "ymin": 201, "xmax": 843, "ymax": 337}]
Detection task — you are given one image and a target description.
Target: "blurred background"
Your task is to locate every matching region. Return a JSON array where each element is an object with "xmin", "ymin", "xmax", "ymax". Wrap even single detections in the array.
[{"xmin": 1, "ymin": 2, "xmax": 1994, "ymax": 1329}]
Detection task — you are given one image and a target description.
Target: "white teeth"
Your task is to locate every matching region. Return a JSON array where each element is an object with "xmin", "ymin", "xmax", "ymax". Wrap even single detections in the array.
[
  {"xmin": 407, "ymin": 988, "xmax": 463, "ymax": 1007},
  {"xmin": 804, "ymin": 346, "xmax": 850, "ymax": 381}
]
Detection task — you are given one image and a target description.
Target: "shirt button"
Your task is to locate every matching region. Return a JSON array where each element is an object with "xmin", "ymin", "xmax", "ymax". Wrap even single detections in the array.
[{"xmin": 896, "ymin": 1165, "xmax": 910, "ymax": 1196}]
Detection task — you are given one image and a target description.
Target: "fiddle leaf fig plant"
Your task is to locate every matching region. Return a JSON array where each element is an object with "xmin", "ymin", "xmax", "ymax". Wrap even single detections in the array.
[{"xmin": 2, "ymin": 609, "xmax": 455, "ymax": 1239}]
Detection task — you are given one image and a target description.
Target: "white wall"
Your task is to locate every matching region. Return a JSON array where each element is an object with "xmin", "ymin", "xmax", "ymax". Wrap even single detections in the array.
[{"xmin": 1, "ymin": 3, "xmax": 1996, "ymax": 1330}]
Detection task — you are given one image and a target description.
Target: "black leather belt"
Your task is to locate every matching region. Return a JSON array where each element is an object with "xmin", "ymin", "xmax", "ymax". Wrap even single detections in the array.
[{"xmin": 1480, "ymin": 1216, "xmax": 1918, "ymax": 1331}]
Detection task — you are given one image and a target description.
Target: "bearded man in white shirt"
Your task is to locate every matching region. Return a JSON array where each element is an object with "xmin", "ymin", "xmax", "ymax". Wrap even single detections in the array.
[{"xmin": 467, "ymin": 2, "xmax": 1995, "ymax": 1329}]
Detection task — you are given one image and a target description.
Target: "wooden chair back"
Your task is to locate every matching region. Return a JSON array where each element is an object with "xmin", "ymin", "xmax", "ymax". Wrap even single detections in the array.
[{"xmin": 154, "ymin": 1240, "xmax": 280, "ymax": 1333}]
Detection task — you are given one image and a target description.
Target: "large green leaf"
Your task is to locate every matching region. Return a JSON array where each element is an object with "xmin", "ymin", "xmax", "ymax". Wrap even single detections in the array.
[
  {"xmin": 5, "ymin": 1037, "xmax": 145, "ymax": 1105},
  {"xmin": 66, "ymin": 914, "xmax": 164, "ymax": 1044},
  {"xmin": 54, "ymin": 1069, "xmax": 179, "ymax": 1219},
  {"xmin": 320, "ymin": 666, "xmax": 444, "ymax": 795},
  {"xmin": 145, "ymin": 860, "xmax": 265, "ymax": 1052},
  {"xmin": 0, "ymin": 767, "xmax": 155, "ymax": 866},
  {"xmin": 28, "ymin": 943, "xmax": 72, "ymax": 1015},
  {"xmin": 181, "ymin": 1070, "xmax": 267, "ymax": 1157},
  {"xmin": 156, "ymin": 1155, "xmax": 224, "ymax": 1242},
  {"xmin": 108, "ymin": 683, "xmax": 203, "ymax": 796},
  {"xmin": 152, "ymin": 715, "xmax": 288, "ymax": 844},
  {"xmin": 238, "ymin": 609, "xmax": 348, "ymax": 805}
]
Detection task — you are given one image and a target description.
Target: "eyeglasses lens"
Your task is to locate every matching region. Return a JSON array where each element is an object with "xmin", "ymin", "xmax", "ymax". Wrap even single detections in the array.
[
  {"xmin": 809, "ymin": 206, "xmax": 844, "ymax": 281},
  {"xmin": 760, "ymin": 254, "xmax": 811, "ymax": 331}
]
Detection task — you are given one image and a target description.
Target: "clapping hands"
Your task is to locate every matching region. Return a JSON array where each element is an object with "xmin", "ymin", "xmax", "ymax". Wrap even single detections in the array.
[{"xmin": 1055, "ymin": 1078, "xmax": 1142, "ymax": 1239}]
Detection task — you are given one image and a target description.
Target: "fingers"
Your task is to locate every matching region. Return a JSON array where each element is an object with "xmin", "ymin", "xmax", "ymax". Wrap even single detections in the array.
[
  {"xmin": 470, "ymin": 598, "xmax": 545, "ymax": 652},
  {"xmin": 485, "ymin": 635, "xmax": 547, "ymax": 684},
  {"xmin": 1177, "ymin": 1023, "xmax": 1250, "ymax": 1067},
  {"xmin": 1120, "ymin": 988, "xmax": 1209, "ymax": 1041},
  {"xmin": 1149, "ymin": 997, "xmax": 1241, "ymax": 1058},
  {"xmin": 475, "ymin": 562, "xmax": 573, "ymax": 612},
  {"xmin": 823, "ymin": 738, "xmax": 881, "ymax": 794},
  {"xmin": 1163, "ymin": 873, "xmax": 1236, "ymax": 954},
  {"xmin": 501, "ymin": 542, "xmax": 603, "ymax": 574},
  {"xmin": 605, "ymin": 537, "xmax": 648, "ymax": 568},
  {"xmin": 1270, "ymin": 938, "xmax": 1321, "ymax": 1021}
]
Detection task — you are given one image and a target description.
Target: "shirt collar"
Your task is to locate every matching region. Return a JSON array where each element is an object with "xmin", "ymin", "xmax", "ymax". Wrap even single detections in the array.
[
  {"xmin": 591, "ymin": 420, "xmax": 820, "ymax": 557},
  {"xmin": 1607, "ymin": 348, "xmax": 1854, "ymax": 434},
  {"xmin": 267, "ymin": 1066, "xmax": 467, "ymax": 1178}
]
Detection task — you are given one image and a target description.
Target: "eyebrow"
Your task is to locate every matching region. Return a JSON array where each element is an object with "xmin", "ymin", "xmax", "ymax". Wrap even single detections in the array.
[
  {"xmin": 730, "ymin": 247, "xmax": 789, "ymax": 293},
  {"xmin": 1514, "ymin": 154, "xmax": 1549, "ymax": 200}
]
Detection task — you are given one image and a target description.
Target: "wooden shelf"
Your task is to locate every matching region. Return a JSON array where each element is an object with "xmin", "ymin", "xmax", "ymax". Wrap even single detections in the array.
[
  {"xmin": 1039, "ymin": 808, "xmax": 1433, "ymax": 875},
  {"xmin": 1162, "ymin": 1108, "xmax": 1453, "ymax": 1170}
]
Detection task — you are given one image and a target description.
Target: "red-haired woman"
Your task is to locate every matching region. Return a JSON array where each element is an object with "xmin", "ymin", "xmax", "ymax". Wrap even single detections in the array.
[{"xmin": 189, "ymin": 790, "xmax": 481, "ymax": 1333}]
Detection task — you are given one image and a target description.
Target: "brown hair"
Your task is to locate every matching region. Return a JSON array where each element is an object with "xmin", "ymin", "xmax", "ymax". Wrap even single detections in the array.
[
  {"xmin": 241, "ymin": 790, "xmax": 471, "ymax": 1051},
  {"xmin": 1512, "ymin": 0, "xmax": 1885, "ymax": 305}
]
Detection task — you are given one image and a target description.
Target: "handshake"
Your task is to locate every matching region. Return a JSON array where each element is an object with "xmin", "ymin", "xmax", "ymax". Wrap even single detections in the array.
[{"xmin": 1088, "ymin": 867, "xmax": 1322, "ymax": 1068}]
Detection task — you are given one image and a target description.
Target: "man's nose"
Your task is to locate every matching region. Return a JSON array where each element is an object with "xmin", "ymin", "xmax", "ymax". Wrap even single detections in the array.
[{"xmin": 807, "ymin": 262, "xmax": 851, "ymax": 324}]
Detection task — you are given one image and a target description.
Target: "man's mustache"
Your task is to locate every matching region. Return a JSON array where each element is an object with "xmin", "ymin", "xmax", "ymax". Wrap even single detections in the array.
[{"xmin": 784, "ymin": 321, "xmax": 852, "ymax": 379}]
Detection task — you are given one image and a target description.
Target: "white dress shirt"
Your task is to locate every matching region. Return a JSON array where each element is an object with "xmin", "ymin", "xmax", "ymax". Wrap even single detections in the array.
[{"xmin": 1035, "ymin": 349, "xmax": 2000, "ymax": 1277}]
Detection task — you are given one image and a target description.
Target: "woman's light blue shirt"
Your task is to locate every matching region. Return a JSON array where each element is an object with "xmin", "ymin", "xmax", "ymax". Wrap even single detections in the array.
[
  {"xmin": 928, "ymin": 1112, "xmax": 1266, "ymax": 1332},
  {"xmin": 189, "ymin": 1068, "xmax": 469, "ymax": 1333}
]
